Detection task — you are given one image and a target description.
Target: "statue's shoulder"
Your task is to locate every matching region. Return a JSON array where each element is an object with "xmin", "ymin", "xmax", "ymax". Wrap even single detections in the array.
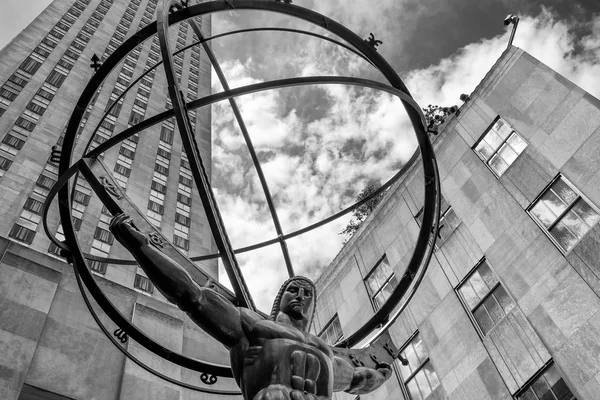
[{"xmin": 239, "ymin": 307, "xmax": 268, "ymax": 332}]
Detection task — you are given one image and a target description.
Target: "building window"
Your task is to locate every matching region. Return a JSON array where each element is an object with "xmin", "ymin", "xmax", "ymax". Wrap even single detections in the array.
[
  {"xmin": 134, "ymin": 274, "xmax": 154, "ymax": 293},
  {"xmin": 528, "ymin": 176, "xmax": 600, "ymax": 253},
  {"xmin": 516, "ymin": 363, "xmax": 577, "ymax": 400},
  {"xmin": 94, "ymin": 227, "xmax": 114, "ymax": 244},
  {"xmin": 9, "ymin": 224, "xmax": 36, "ymax": 244},
  {"xmin": 0, "ymin": 155, "xmax": 13, "ymax": 171},
  {"xmin": 173, "ymin": 234, "xmax": 189, "ymax": 250},
  {"xmin": 24, "ymin": 197, "xmax": 44, "ymax": 214},
  {"xmin": 73, "ymin": 190, "xmax": 90, "ymax": 205},
  {"xmin": 160, "ymin": 126, "xmax": 174, "ymax": 144},
  {"xmin": 318, "ymin": 314, "xmax": 343, "ymax": 345},
  {"xmin": 175, "ymin": 212, "xmax": 190, "ymax": 227},
  {"xmin": 46, "ymin": 70, "xmax": 67, "ymax": 88},
  {"xmin": 177, "ymin": 193, "xmax": 191, "ymax": 206},
  {"xmin": 473, "ymin": 117, "xmax": 527, "ymax": 177},
  {"xmin": 399, "ymin": 333, "xmax": 440, "ymax": 400},
  {"xmin": 364, "ymin": 255, "xmax": 398, "ymax": 310},
  {"xmin": 89, "ymin": 260, "xmax": 107, "ymax": 275},
  {"xmin": 36, "ymin": 175, "xmax": 56, "ymax": 190},
  {"xmin": 457, "ymin": 259, "xmax": 515, "ymax": 336},
  {"xmin": 415, "ymin": 193, "xmax": 459, "ymax": 244}
]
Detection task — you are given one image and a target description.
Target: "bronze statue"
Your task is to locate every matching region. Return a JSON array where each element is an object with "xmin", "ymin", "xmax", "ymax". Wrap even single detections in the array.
[{"xmin": 110, "ymin": 213, "xmax": 392, "ymax": 400}]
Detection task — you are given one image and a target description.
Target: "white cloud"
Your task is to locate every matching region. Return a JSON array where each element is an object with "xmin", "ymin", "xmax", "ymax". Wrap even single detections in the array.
[{"xmin": 211, "ymin": 8, "xmax": 600, "ymax": 312}]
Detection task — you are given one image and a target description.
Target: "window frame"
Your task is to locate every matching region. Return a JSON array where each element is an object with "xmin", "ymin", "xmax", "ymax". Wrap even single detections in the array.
[
  {"xmin": 513, "ymin": 361, "xmax": 577, "ymax": 400},
  {"xmin": 527, "ymin": 174, "xmax": 600, "ymax": 254},
  {"xmin": 318, "ymin": 314, "xmax": 344, "ymax": 346},
  {"xmin": 363, "ymin": 254, "xmax": 398, "ymax": 311},
  {"xmin": 398, "ymin": 331, "xmax": 441, "ymax": 400},
  {"xmin": 455, "ymin": 258, "xmax": 516, "ymax": 337},
  {"xmin": 472, "ymin": 116, "xmax": 527, "ymax": 178}
]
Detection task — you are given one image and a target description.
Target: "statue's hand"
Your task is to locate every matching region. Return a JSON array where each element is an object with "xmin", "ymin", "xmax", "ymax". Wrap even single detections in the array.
[{"xmin": 109, "ymin": 213, "xmax": 148, "ymax": 249}]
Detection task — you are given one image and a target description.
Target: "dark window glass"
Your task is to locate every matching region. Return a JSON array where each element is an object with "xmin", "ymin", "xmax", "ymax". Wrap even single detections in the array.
[
  {"xmin": 2, "ymin": 134, "xmax": 25, "ymax": 150},
  {"xmin": 57, "ymin": 59, "xmax": 74, "ymax": 70},
  {"xmin": 151, "ymin": 180, "xmax": 166, "ymax": 194},
  {"xmin": 36, "ymin": 88, "xmax": 55, "ymax": 101},
  {"xmin": 179, "ymin": 175, "xmax": 192, "ymax": 187},
  {"xmin": 128, "ymin": 111, "xmax": 144, "ymax": 125},
  {"xmin": 73, "ymin": 190, "xmax": 90, "ymax": 205},
  {"xmin": 9, "ymin": 224, "xmax": 36, "ymax": 244},
  {"xmin": 114, "ymin": 163, "xmax": 131, "ymax": 177},
  {"xmin": 89, "ymin": 260, "xmax": 107, "ymax": 274},
  {"xmin": 318, "ymin": 315, "xmax": 343, "ymax": 345},
  {"xmin": 398, "ymin": 333, "xmax": 440, "ymax": 400},
  {"xmin": 529, "ymin": 176, "xmax": 600, "ymax": 253},
  {"xmin": 0, "ymin": 87, "xmax": 18, "ymax": 101},
  {"xmin": 19, "ymin": 57, "xmax": 42, "ymax": 74},
  {"xmin": 24, "ymin": 197, "xmax": 44, "ymax": 214},
  {"xmin": 173, "ymin": 234, "xmax": 189, "ymax": 250},
  {"xmin": 516, "ymin": 364, "xmax": 577, "ymax": 400},
  {"xmin": 177, "ymin": 193, "xmax": 191, "ymax": 206},
  {"xmin": 36, "ymin": 175, "xmax": 56, "ymax": 190},
  {"xmin": 15, "ymin": 117, "xmax": 36, "ymax": 132},
  {"xmin": 134, "ymin": 274, "xmax": 154, "ymax": 293},
  {"xmin": 100, "ymin": 120, "xmax": 115, "ymax": 131},
  {"xmin": 156, "ymin": 148, "xmax": 170, "ymax": 160},
  {"xmin": 46, "ymin": 70, "xmax": 67, "ymax": 88},
  {"xmin": 147, "ymin": 200, "xmax": 164, "ymax": 214},
  {"xmin": 180, "ymin": 159, "xmax": 190, "ymax": 169},
  {"xmin": 175, "ymin": 213, "xmax": 190, "ymax": 227},
  {"xmin": 364, "ymin": 256, "xmax": 398, "ymax": 310},
  {"xmin": 41, "ymin": 37, "xmax": 58, "ymax": 48},
  {"xmin": 154, "ymin": 163, "xmax": 169, "ymax": 176},
  {"xmin": 8, "ymin": 74, "xmax": 28, "ymax": 88},
  {"xmin": 26, "ymin": 102, "xmax": 46, "ymax": 116},
  {"xmin": 160, "ymin": 126, "xmax": 174, "ymax": 144},
  {"xmin": 94, "ymin": 227, "xmax": 114, "ymax": 244},
  {"xmin": 33, "ymin": 46, "xmax": 51, "ymax": 58},
  {"xmin": 457, "ymin": 260, "xmax": 515, "ymax": 336},
  {"xmin": 0, "ymin": 155, "xmax": 13, "ymax": 171},
  {"xmin": 119, "ymin": 146, "xmax": 135, "ymax": 159}
]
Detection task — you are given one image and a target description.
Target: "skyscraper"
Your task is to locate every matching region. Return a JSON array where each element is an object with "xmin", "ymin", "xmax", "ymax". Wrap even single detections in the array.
[{"xmin": 0, "ymin": 1, "xmax": 236, "ymax": 399}]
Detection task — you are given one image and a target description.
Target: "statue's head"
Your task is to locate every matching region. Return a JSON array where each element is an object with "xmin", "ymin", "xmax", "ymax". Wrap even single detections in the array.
[{"xmin": 270, "ymin": 276, "xmax": 316, "ymax": 331}]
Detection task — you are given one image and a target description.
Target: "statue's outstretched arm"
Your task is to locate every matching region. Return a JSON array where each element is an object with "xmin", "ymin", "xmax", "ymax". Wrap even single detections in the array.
[
  {"xmin": 110, "ymin": 213, "xmax": 244, "ymax": 348},
  {"xmin": 332, "ymin": 355, "xmax": 392, "ymax": 395}
]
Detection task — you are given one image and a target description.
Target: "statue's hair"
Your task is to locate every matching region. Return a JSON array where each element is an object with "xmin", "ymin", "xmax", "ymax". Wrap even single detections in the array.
[{"xmin": 270, "ymin": 276, "xmax": 317, "ymax": 327}]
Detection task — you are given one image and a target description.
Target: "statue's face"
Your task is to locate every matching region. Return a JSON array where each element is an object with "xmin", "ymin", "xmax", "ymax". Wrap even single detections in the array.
[{"xmin": 279, "ymin": 280, "xmax": 315, "ymax": 321}]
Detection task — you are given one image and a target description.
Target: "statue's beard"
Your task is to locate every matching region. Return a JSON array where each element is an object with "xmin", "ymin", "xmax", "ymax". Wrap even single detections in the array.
[{"xmin": 285, "ymin": 304, "xmax": 305, "ymax": 320}]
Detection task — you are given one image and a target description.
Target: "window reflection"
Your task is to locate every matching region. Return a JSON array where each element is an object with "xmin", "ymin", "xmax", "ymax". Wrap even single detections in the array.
[
  {"xmin": 529, "ymin": 176, "xmax": 600, "ymax": 252},
  {"xmin": 399, "ymin": 333, "xmax": 440, "ymax": 400},
  {"xmin": 474, "ymin": 118, "xmax": 527, "ymax": 176},
  {"xmin": 458, "ymin": 260, "xmax": 516, "ymax": 336}
]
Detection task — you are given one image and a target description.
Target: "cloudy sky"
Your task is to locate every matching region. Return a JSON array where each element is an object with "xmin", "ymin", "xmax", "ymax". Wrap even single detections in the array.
[{"xmin": 2, "ymin": 0, "xmax": 600, "ymax": 312}]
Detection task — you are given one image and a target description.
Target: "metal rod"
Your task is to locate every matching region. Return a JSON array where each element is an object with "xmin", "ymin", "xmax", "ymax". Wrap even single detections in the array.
[
  {"xmin": 157, "ymin": 0, "xmax": 256, "ymax": 310},
  {"xmin": 187, "ymin": 19, "xmax": 296, "ymax": 277}
]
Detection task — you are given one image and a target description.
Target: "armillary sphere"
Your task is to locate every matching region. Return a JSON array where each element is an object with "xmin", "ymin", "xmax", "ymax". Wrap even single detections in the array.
[{"xmin": 42, "ymin": 0, "xmax": 441, "ymax": 395}]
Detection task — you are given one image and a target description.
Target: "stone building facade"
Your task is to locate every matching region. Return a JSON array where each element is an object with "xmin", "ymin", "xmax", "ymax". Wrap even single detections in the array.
[
  {"xmin": 314, "ymin": 47, "xmax": 600, "ymax": 400},
  {"xmin": 0, "ymin": 0, "xmax": 239, "ymax": 399}
]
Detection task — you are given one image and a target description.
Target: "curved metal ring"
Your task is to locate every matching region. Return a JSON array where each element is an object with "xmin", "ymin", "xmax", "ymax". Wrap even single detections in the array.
[
  {"xmin": 53, "ymin": 0, "xmax": 439, "ymax": 385},
  {"xmin": 72, "ymin": 257, "xmax": 241, "ymax": 394}
]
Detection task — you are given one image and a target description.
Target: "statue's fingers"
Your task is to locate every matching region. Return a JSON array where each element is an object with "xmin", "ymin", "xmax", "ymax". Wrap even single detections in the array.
[
  {"xmin": 305, "ymin": 353, "xmax": 320, "ymax": 382},
  {"xmin": 290, "ymin": 350, "xmax": 306, "ymax": 390}
]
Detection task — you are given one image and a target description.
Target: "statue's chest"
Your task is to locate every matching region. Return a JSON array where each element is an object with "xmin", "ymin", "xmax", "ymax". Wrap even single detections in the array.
[{"xmin": 248, "ymin": 320, "xmax": 328, "ymax": 353}]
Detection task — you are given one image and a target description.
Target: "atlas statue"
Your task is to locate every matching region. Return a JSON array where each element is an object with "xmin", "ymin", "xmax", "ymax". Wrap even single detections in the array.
[{"xmin": 109, "ymin": 213, "xmax": 392, "ymax": 400}]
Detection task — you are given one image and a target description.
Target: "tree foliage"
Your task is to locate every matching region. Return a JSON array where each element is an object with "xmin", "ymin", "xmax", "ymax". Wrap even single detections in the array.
[
  {"xmin": 340, "ymin": 185, "xmax": 387, "ymax": 243},
  {"xmin": 423, "ymin": 104, "xmax": 458, "ymax": 135}
]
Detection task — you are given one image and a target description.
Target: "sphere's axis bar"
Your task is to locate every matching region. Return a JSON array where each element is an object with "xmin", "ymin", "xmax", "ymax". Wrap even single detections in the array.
[
  {"xmin": 188, "ymin": 17, "xmax": 296, "ymax": 277},
  {"xmin": 158, "ymin": 0, "xmax": 256, "ymax": 311}
]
